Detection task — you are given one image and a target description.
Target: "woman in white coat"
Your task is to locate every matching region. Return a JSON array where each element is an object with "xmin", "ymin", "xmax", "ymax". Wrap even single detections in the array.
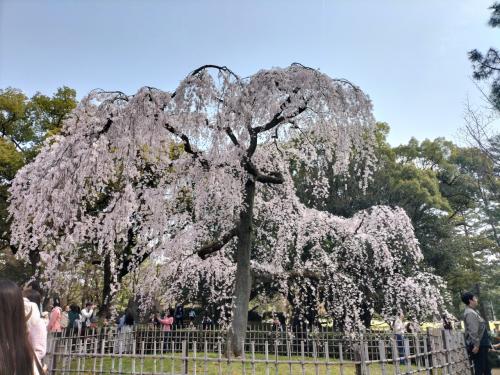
[
  {"xmin": 0, "ymin": 279, "xmax": 46, "ymax": 375},
  {"xmin": 23, "ymin": 288, "xmax": 47, "ymax": 362}
]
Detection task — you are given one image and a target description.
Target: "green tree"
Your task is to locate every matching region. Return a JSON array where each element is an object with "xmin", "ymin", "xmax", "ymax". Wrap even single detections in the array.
[{"xmin": 0, "ymin": 87, "xmax": 77, "ymax": 282}]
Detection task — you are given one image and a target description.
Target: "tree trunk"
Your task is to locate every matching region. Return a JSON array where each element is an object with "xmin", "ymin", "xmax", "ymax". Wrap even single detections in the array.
[
  {"xmin": 474, "ymin": 283, "xmax": 490, "ymax": 331},
  {"xmin": 360, "ymin": 301, "xmax": 372, "ymax": 329},
  {"xmin": 99, "ymin": 253, "xmax": 113, "ymax": 318},
  {"xmin": 227, "ymin": 178, "xmax": 256, "ymax": 356}
]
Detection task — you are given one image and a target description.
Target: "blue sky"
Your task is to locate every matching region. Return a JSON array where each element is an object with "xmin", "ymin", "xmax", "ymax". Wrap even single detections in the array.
[{"xmin": 0, "ymin": 0, "xmax": 498, "ymax": 145}]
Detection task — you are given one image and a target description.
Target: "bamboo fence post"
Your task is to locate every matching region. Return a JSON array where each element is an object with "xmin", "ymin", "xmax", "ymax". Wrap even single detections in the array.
[
  {"xmin": 182, "ymin": 340, "xmax": 188, "ymax": 375},
  {"xmin": 378, "ymin": 339, "xmax": 388, "ymax": 375},
  {"xmin": 251, "ymin": 341, "xmax": 256, "ymax": 375},
  {"xmin": 300, "ymin": 340, "xmax": 306, "ymax": 375},
  {"xmin": 325, "ymin": 340, "xmax": 331, "ymax": 375},
  {"xmin": 338, "ymin": 342, "xmax": 345, "ymax": 375},
  {"xmin": 391, "ymin": 337, "xmax": 400, "ymax": 375},
  {"xmin": 99, "ymin": 339, "xmax": 105, "ymax": 374},
  {"xmin": 403, "ymin": 338, "xmax": 411, "ymax": 374}
]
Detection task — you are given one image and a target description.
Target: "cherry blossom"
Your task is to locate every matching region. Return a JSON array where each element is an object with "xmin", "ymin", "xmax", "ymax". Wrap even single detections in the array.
[{"xmin": 9, "ymin": 64, "xmax": 445, "ymax": 355}]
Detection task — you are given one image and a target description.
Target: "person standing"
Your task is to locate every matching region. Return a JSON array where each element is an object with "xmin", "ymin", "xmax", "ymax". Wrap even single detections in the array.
[
  {"xmin": 462, "ymin": 292, "xmax": 492, "ymax": 375},
  {"xmin": 60, "ymin": 305, "xmax": 70, "ymax": 332},
  {"xmin": 0, "ymin": 279, "xmax": 46, "ymax": 375},
  {"xmin": 67, "ymin": 304, "xmax": 81, "ymax": 336},
  {"xmin": 157, "ymin": 310, "xmax": 174, "ymax": 352},
  {"xmin": 47, "ymin": 297, "xmax": 63, "ymax": 334},
  {"xmin": 189, "ymin": 309, "xmax": 196, "ymax": 321},
  {"xmin": 81, "ymin": 302, "xmax": 95, "ymax": 336},
  {"xmin": 393, "ymin": 311, "xmax": 405, "ymax": 364},
  {"xmin": 174, "ymin": 304, "xmax": 184, "ymax": 329},
  {"xmin": 202, "ymin": 314, "xmax": 213, "ymax": 330},
  {"xmin": 23, "ymin": 288, "xmax": 47, "ymax": 362},
  {"xmin": 115, "ymin": 309, "xmax": 135, "ymax": 354}
]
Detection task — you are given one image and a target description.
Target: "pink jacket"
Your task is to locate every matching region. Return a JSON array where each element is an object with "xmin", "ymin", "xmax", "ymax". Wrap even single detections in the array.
[
  {"xmin": 48, "ymin": 306, "xmax": 62, "ymax": 333},
  {"xmin": 158, "ymin": 316, "xmax": 174, "ymax": 331}
]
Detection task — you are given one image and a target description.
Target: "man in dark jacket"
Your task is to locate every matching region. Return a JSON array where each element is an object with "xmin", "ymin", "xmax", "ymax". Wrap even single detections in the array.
[{"xmin": 462, "ymin": 292, "xmax": 491, "ymax": 375}]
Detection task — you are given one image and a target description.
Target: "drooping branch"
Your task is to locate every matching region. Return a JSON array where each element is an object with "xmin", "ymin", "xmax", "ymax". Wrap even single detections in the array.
[
  {"xmin": 291, "ymin": 63, "xmax": 359, "ymax": 91},
  {"xmin": 189, "ymin": 64, "xmax": 241, "ymax": 81},
  {"xmin": 196, "ymin": 226, "xmax": 239, "ymax": 260}
]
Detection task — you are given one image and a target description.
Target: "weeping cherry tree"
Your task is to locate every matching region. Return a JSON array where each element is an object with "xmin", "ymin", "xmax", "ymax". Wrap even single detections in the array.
[{"xmin": 9, "ymin": 64, "xmax": 440, "ymax": 355}]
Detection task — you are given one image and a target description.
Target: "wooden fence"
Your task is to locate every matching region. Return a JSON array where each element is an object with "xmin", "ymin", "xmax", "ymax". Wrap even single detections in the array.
[{"xmin": 46, "ymin": 326, "xmax": 472, "ymax": 375}]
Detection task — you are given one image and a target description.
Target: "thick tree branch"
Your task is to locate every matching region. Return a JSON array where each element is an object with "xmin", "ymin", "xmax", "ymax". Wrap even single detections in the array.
[
  {"xmin": 255, "ymin": 171, "xmax": 284, "ymax": 184},
  {"xmin": 246, "ymin": 126, "xmax": 258, "ymax": 158},
  {"xmin": 97, "ymin": 117, "xmax": 113, "ymax": 136},
  {"xmin": 225, "ymin": 126, "xmax": 239, "ymax": 146},
  {"xmin": 0, "ymin": 132, "xmax": 25, "ymax": 153},
  {"xmin": 0, "ymin": 115, "xmax": 26, "ymax": 152},
  {"xmin": 288, "ymin": 269, "xmax": 321, "ymax": 281},
  {"xmin": 241, "ymin": 158, "xmax": 283, "ymax": 184},
  {"xmin": 253, "ymin": 91, "xmax": 304, "ymax": 135},
  {"xmin": 163, "ymin": 121, "xmax": 210, "ymax": 170},
  {"xmin": 196, "ymin": 226, "xmax": 239, "ymax": 260}
]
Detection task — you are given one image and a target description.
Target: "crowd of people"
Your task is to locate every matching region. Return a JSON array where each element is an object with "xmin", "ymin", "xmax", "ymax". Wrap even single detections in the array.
[
  {"xmin": 0, "ymin": 279, "xmax": 106, "ymax": 375},
  {"xmin": 1, "ymin": 277, "xmax": 499, "ymax": 375},
  {"xmin": 0, "ymin": 278, "xmax": 217, "ymax": 374}
]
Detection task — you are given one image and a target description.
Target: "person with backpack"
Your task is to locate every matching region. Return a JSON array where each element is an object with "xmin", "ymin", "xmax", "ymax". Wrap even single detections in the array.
[{"xmin": 0, "ymin": 279, "xmax": 47, "ymax": 375}]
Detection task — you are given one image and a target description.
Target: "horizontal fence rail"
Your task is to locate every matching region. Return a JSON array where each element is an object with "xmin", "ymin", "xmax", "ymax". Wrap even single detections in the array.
[{"xmin": 46, "ymin": 326, "xmax": 472, "ymax": 375}]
